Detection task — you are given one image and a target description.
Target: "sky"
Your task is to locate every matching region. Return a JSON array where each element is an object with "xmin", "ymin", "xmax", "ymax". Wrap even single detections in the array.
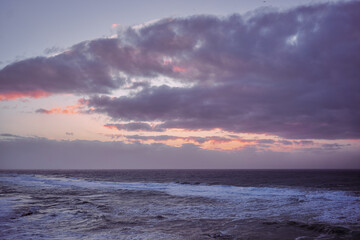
[{"xmin": 0, "ymin": 0, "xmax": 359, "ymax": 169}]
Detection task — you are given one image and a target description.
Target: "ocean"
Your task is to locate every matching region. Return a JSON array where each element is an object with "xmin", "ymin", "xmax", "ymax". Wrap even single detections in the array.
[{"xmin": 0, "ymin": 170, "xmax": 359, "ymax": 239}]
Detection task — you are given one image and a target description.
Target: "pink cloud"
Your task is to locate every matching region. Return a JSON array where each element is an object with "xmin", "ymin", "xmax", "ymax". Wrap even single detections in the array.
[
  {"xmin": 0, "ymin": 90, "xmax": 51, "ymax": 101},
  {"xmin": 172, "ymin": 66, "xmax": 186, "ymax": 72}
]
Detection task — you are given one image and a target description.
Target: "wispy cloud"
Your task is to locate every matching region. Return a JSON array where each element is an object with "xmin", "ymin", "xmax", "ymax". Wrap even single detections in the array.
[
  {"xmin": 104, "ymin": 122, "xmax": 164, "ymax": 132},
  {"xmin": 0, "ymin": 90, "xmax": 50, "ymax": 101},
  {"xmin": 35, "ymin": 103, "xmax": 84, "ymax": 115},
  {"xmin": 1, "ymin": 136, "xmax": 359, "ymax": 169}
]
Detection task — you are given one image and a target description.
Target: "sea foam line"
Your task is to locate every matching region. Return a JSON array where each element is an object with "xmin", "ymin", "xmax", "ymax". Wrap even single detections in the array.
[
  {"xmin": 0, "ymin": 173, "xmax": 358, "ymax": 203},
  {"xmin": 1, "ymin": 174, "xmax": 360, "ymax": 225}
]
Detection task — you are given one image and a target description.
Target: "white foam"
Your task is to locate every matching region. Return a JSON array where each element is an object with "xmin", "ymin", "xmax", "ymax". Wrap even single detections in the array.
[
  {"xmin": 1, "ymin": 173, "xmax": 359, "ymax": 224},
  {"xmin": 0, "ymin": 173, "xmax": 302, "ymax": 200}
]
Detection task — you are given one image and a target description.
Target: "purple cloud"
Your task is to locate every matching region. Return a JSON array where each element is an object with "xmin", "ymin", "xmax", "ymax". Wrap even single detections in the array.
[
  {"xmin": 105, "ymin": 122, "xmax": 163, "ymax": 132},
  {"xmin": 0, "ymin": 137, "xmax": 359, "ymax": 169},
  {"xmin": 295, "ymin": 140, "xmax": 314, "ymax": 146},
  {"xmin": 122, "ymin": 135, "xmax": 236, "ymax": 144},
  {"xmin": 88, "ymin": 81, "xmax": 359, "ymax": 139},
  {"xmin": 321, "ymin": 143, "xmax": 350, "ymax": 151},
  {"xmin": 278, "ymin": 140, "xmax": 293, "ymax": 146},
  {"xmin": 257, "ymin": 139, "xmax": 276, "ymax": 144},
  {"xmin": 125, "ymin": 135, "xmax": 180, "ymax": 141},
  {"xmin": 1, "ymin": 1, "xmax": 359, "ymax": 139},
  {"xmin": 0, "ymin": 46, "xmax": 123, "ymax": 97},
  {"xmin": 0, "ymin": 133, "xmax": 22, "ymax": 139},
  {"xmin": 35, "ymin": 108, "xmax": 51, "ymax": 114},
  {"xmin": 85, "ymin": 1, "xmax": 360, "ymax": 139}
]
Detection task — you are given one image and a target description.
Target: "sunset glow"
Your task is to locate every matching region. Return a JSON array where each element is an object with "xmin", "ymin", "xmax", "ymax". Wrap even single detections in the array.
[
  {"xmin": 0, "ymin": 0, "xmax": 359, "ymax": 169},
  {"xmin": 35, "ymin": 103, "xmax": 83, "ymax": 114},
  {"xmin": 1, "ymin": 2, "xmax": 359, "ymax": 240},
  {"xmin": 0, "ymin": 90, "xmax": 51, "ymax": 101}
]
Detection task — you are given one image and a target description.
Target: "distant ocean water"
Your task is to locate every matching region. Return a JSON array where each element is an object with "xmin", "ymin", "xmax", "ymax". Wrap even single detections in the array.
[{"xmin": 0, "ymin": 170, "xmax": 359, "ymax": 239}]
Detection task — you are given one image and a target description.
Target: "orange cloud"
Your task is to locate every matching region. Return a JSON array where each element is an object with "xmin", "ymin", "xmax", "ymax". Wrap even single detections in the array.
[
  {"xmin": 201, "ymin": 139, "xmax": 256, "ymax": 151},
  {"xmin": 122, "ymin": 134, "xmax": 257, "ymax": 151},
  {"xmin": 36, "ymin": 104, "xmax": 83, "ymax": 115},
  {"xmin": 104, "ymin": 125, "xmax": 118, "ymax": 130},
  {"xmin": 0, "ymin": 90, "xmax": 51, "ymax": 101}
]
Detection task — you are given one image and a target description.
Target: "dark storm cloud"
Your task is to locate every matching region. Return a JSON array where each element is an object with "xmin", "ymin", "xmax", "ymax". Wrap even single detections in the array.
[{"xmin": 1, "ymin": 1, "xmax": 359, "ymax": 139}]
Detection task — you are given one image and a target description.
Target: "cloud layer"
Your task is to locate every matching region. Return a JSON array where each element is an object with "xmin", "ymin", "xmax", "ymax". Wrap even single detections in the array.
[
  {"xmin": 1, "ymin": 1, "xmax": 359, "ymax": 139},
  {"xmin": 0, "ymin": 137, "xmax": 359, "ymax": 169},
  {"xmin": 104, "ymin": 122, "xmax": 164, "ymax": 132}
]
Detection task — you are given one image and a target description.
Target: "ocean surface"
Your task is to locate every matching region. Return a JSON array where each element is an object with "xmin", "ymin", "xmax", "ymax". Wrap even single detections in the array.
[{"xmin": 0, "ymin": 170, "xmax": 359, "ymax": 239}]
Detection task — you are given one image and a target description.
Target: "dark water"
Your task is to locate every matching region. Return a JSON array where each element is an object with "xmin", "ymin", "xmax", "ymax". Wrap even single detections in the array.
[{"xmin": 0, "ymin": 170, "xmax": 359, "ymax": 239}]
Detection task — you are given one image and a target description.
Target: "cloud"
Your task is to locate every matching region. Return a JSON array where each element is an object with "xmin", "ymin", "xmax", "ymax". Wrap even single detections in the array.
[
  {"xmin": 121, "ymin": 134, "xmax": 264, "ymax": 151},
  {"xmin": 0, "ymin": 1, "xmax": 359, "ymax": 139},
  {"xmin": 321, "ymin": 143, "xmax": 350, "ymax": 151},
  {"xmin": 35, "ymin": 103, "xmax": 84, "ymax": 114},
  {"xmin": 0, "ymin": 90, "xmax": 50, "ymax": 101},
  {"xmin": 0, "ymin": 133, "xmax": 23, "ymax": 139},
  {"xmin": 172, "ymin": 66, "xmax": 186, "ymax": 72},
  {"xmin": 125, "ymin": 134, "xmax": 181, "ymax": 141},
  {"xmin": 44, "ymin": 46, "xmax": 64, "ymax": 55},
  {"xmin": 0, "ymin": 45, "xmax": 124, "ymax": 99},
  {"xmin": 0, "ymin": 137, "xmax": 359, "ymax": 169},
  {"xmin": 107, "ymin": 133, "xmax": 355, "ymax": 153},
  {"xmin": 122, "ymin": 134, "xmax": 233, "ymax": 144},
  {"xmin": 278, "ymin": 140, "xmax": 293, "ymax": 146},
  {"xmin": 65, "ymin": 132, "xmax": 74, "ymax": 136},
  {"xmin": 87, "ymin": 80, "xmax": 359, "ymax": 139},
  {"xmin": 85, "ymin": 1, "xmax": 360, "ymax": 139},
  {"xmin": 295, "ymin": 140, "xmax": 314, "ymax": 146},
  {"xmin": 257, "ymin": 139, "xmax": 276, "ymax": 144},
  {"xmin": 104, "ymin": 122, "xmax": 163, "ymax": 132}
]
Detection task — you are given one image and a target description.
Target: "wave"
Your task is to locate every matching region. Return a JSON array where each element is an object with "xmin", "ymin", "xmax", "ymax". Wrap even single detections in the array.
[
  {"xmin": 1, "ymin": 173, "xmax": 360, "ymax": 225},
  {"xmin": 0, "ymin": 173, "xmax": 358, "ymax": 201}
]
